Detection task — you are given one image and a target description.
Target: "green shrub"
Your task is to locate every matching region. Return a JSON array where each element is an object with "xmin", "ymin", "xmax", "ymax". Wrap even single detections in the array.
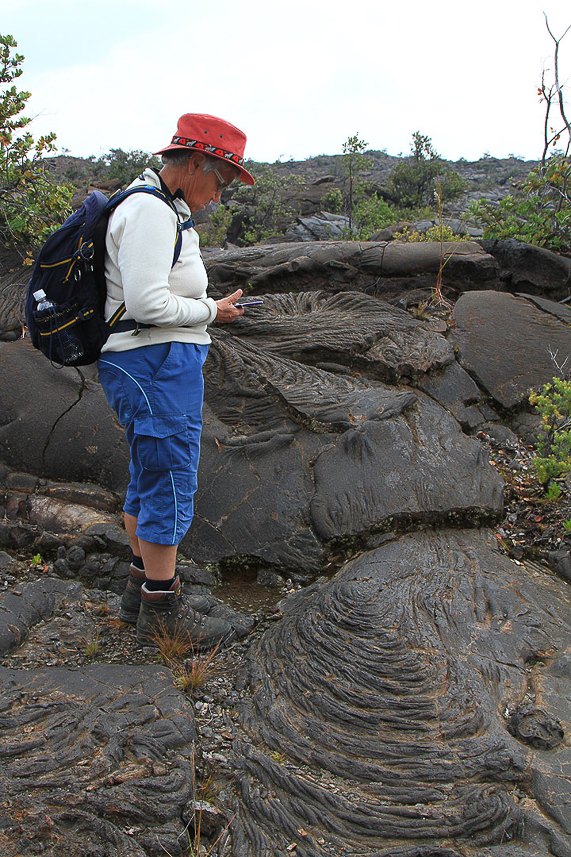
[
  {"xmin": 352, "ymin": 192, "xmax": 396, "ymax": 238},
  {"xmin": 0, "ymin": 34, "xmax": 73, "ymax": 251},
  {"xmin": 387, "ymin": 131, "xmax": 466, "ymax": 210},
  {"xmin": 393, "ymin": 223, "xmax": 470, "ymax": 243},
  {"xmin": 201, "ymin": 204, "xmax": 232, "ymax": 247},
  {"xmin": 341, "ymin": 133, "xmax": 371, "ymax": 231},
  {"xmin": 321, "ymin": 187, "xmax": 343, "ymax": 214},
  {"xmin": 468, "ymin": 19, "xmax": 571, "ymax": 253},
  {"xmin": 467, "ymin": 155, "xmax": 571, "ymax": 252},
  {"xmin": 231, "ymin": 166, "xmax": 303, "ymax": 244},
  {"xmin": 529, "ymin": 377, "xmax": 571, "ymax": 487},
  {"xmin": 89, "ymin": 147, "xmax": 161, "ymax": 186}
]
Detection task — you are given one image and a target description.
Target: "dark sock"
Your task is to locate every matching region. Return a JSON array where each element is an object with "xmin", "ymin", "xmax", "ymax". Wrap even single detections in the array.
[
  {"xmin": 131, "ymin": 551, "xmax": 144, "ymax": 571},
  {"xmin": 145, "ymin": 577, "xmax": 176, "ymax": 592}
]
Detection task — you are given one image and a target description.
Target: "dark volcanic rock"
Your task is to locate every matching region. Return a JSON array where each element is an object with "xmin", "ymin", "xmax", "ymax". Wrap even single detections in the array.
[
  {"xmin": 451, "ymin": 291, "xmax": 571, "ymax": 410},
  {"xmin": 308, "ymin": 389, "xmax": 501, "ymax": 540},
  {"xmin": 222, "ymin": 291, "xmax": 454, "ymax": 380},
  {"xmin": 0, "ymin": 245, "xmax": 28, "ymax": 340},
  {"xmin": 0, "ymin": 292, "xmax": 503, "ymax": 569},
  {"xmin": 0, "ymin": 664, "xmax": 197, "ymax": 857},
  {"xmin": 0, "ymin": 340, "xmax": 129, "ymax": 491},
  {"xmin": 185, "ymin": 332, "xmax": 503, "ymax": 568},
  {"xmin": 479, "ymin": 239, "xmax": 571, "ymax": 301},
  {"xmin": 0, "ymin": 578, "xmax": 76, "ymax": 655},
  {"xmin": 519, "ymin": 292, "xmax": 571, "ymax": 326},
  {"xmin": 1, "ymin": 239, "xmax": 571, "ymax": 856},
  {"xmin": 417, "ymin": 361, "xmax": 485, "ymax": 430},
  {"xmin": 204, "ymin": 240, "xmax": 499, "ymax": 301},
  {"xmin": 232, "ymin": 528, "xmax": 571, "ymax": 857}
]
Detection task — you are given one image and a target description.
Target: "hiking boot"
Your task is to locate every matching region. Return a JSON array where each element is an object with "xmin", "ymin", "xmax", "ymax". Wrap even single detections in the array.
[
  {"xmin": 136, "ymin": 577, "xmax": 236, "ymax": 651},
  {"xmin": 119, "ymin": 565, "xmax": 214, "ymax": 624}
]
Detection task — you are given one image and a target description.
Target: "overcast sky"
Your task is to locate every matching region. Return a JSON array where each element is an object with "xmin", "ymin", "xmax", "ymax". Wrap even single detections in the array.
[{"xmin": 2, "ymin": 0, "xmax": 570, "ymax": 165}]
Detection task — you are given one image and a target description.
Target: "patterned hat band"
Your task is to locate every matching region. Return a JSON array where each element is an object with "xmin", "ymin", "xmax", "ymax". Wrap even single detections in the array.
[{"xmin": 171, "ymin": 136, "xmax": 246, "ymax": 167}]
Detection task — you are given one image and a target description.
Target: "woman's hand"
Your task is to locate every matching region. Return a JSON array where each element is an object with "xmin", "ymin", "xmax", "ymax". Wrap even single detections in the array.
[{"xmin": 215, "ymin": 289, "xmax": 244, "ymax": 323}]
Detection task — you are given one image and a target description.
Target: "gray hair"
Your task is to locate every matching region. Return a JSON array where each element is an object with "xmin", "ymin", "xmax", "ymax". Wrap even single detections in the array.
[
  {"xmin": 161, "ymin": 150, "xmax": 222, "ymax": 172},
  {"xmin": 161, "ymin": 149, "xmax": 193, "ymax": 167},
  {"xmin": 201, "ymin": 156, "xmax": 223, "ymax": 176}
]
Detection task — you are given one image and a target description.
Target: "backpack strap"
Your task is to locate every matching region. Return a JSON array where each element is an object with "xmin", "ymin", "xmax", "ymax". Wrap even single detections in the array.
[{"xmin": 94, "ymin": 185, "xmax": 195, "ymax": 333}]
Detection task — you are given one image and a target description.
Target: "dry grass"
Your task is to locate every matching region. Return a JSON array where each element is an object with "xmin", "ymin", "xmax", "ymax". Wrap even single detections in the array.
[
  {"xmin": 158, "ymin": 750, "xmax": 234, "ymax": 857},
  {"xmin": 144, "ymin": 617, "xmax": 222, "ymax": 690},
  {"xmin": 83, "ymin": 630, "xmax": 100, "ymax": 658},
  {"xmin": 93, "ymin": 602, "xmax": 111, "ymax": 617},
  {"xmin": 105, "ymin": 616, "xmax": 127, "ymax": 631},
  {"xmin": 173, "ymin": 645, "xmax": 220, "ymax": 694},
  {"xmin": 147, "ymin": 617, "xmax": 195, "ymax": 662}
]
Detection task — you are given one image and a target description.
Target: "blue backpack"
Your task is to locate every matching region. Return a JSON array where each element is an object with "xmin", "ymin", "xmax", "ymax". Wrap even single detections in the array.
[{"xmin": 25, "ymin": 185, "xmax": 193, "ymax": 367}]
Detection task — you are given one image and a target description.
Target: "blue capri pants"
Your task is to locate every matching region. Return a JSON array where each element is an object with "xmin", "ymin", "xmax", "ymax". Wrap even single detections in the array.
[{"xmin": 98, "ymin": 341, "xmax": 209, "ymax": 545}]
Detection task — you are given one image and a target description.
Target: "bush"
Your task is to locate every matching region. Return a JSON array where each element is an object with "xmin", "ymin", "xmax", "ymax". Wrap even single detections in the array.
[
  {"xmin": 0, "ymin": 34, "xmax": 73, "ymax": 252},
  {"xmin": 387, "ymin": 131, "xmax": 466, "ymax": 210},
  {"xmin": 321, "ymin": 188, "xmax": 343, "ymax": 214},
  {"xmin": 529, "ymin": 377, "xmax": 571, "ymax": 487},
  {"xmin": 200, "ymin": 204, "xmax": 232, "ymax": 247},
  {"xmin": 341, "ymin": 134, "xmax": 371, "ymax": 231},
  {"xmin": 468, "ymin": 19, "xmax": 571, "ymax": 253},
  {"xmin": 89, "ymin": 148, "xmax": 162, "ymax": 186},
  {"xmin": 467, "ymin": 155, "xmax": 571, "ymax": 252},
  {"xmin": 394, "ymin": 223, "xmax": 470, "ymax": 243},
  {"xmin": 352, "ymin": 192, "xmax": 396, "ymax": 239},
  {"xmin": 231, "ymin": 166, "xmax": 303, "ymax": 244}
]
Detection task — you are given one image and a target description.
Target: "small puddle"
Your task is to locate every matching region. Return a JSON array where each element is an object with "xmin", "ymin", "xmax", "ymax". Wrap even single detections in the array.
[{"xmin": 215, "ymin": 565, "xmax": 284, "ymax": 614}]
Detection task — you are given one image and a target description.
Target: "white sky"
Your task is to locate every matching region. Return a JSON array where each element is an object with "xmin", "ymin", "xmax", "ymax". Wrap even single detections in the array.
[{"xmin": 2, "ymin": 0, "xmax": 570, "ymax": 164}]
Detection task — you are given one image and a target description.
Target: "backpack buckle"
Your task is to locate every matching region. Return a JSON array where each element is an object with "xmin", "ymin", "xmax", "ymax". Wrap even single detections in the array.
[{"xmin": 79, "ymin": 243, "xmax": 94, "ymax": 261}]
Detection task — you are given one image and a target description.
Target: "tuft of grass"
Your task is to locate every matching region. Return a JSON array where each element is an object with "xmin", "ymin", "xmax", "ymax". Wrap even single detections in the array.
[
  {"xmin": 196, "ymin": 768, "xmax": 220, "ymax": 804},
  {"xmin": 94, "ymin": 602, "xmax": 111, "ymax": 617},
  {"xmin": 104, "ymin": 616, "xmax": 126, "ymax": 632},
  {"xmin": 84, "ymin": 630, "xmax": 100, "ymax": 658},
  {"xmin": 147, "ymin": 617, "xmax": 195, "ymax": 662},
  {"xmin": 173, "ymin": 644, "xmax": 220, "ymax": 694},
  {"xmin": 158, "ymin": 751, "xmax": 234, "ymax": 857}
]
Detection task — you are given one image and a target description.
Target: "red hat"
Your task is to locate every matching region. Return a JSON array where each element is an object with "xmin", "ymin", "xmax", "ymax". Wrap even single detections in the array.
[{"xmin": 154, "ymin": 113, "xmax": 255, "ymax": 185}]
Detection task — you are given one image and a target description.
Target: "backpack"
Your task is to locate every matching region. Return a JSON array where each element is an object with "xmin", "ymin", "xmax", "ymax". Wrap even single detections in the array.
[{"xmin": 25, "ymin": 185, "xmax": 193, "ymax": 367}]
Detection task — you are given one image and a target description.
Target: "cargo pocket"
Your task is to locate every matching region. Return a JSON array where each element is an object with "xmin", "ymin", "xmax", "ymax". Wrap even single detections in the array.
[{"xmin": 133, "ymin": 415, "xmax": 191, "ymax": 471}]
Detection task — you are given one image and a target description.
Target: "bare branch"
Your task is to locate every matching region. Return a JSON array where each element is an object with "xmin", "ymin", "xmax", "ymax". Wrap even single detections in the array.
[{"xmin": 542, "ymin": 14, "xmax": 571, "ymax": 165}]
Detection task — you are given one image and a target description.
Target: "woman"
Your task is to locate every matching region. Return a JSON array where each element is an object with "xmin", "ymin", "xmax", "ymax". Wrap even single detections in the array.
[{"xmin": 98, "ymin": 114, "xmax": 255, "ymax": 650}]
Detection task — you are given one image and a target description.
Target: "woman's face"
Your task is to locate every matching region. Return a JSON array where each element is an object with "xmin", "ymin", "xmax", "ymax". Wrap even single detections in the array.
[{"xmin": 183, "ymin": 157, "xmax": 238, "ymax": 212}]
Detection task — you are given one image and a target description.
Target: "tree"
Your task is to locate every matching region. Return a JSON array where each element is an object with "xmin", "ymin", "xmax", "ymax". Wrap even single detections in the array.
[
  {"xmin": 468, "ymin": 17, "xmax": 571, "ymax": 253},
  {"xmin": 342, "ymin": 133, "xmax": 370, "ymax": 233},
  {"xmin": 200, "ymin": 204, "xmax": 233, "ymax": 248},
  {"xmin": 0, "ymin": 34, "xmax": 73, "ymax": 253},
  {"xmin": 230, "ymin": 165, "xmax": 303, "ymax": 245},
  {"xmin": 387, "ymin": 131, "xmax": 465, "ymax": 210},
  {"xmin": 90, "ymin": 148, "xmax": 162, "ymax": 186}
]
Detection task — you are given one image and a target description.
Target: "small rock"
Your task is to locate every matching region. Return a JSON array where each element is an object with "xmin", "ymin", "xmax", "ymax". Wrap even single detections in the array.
[
  {"xmin": 6, "ymin": 472, "xmax": 39, "ymax": 491},
  {"xmin": 67, "ymin": 546, "xmax": 86, "ymax": 570},
  {"xmin": 177, "ymin": 563, "xmax": 216, "ymax": 587},
  {"xmin": 0, "ymin": 551, "xmax": 15, "ymax": 570},
  {"xmin": 53, "ymin": 558, "xmax": 72, "ymax": 579},
  {"xmin": 548, "ymin": 550, "xmax": 571, "ymax": 583},
  {"xmin": 257, "ymin": 569, "xmax": 284, "ymax": 587}
]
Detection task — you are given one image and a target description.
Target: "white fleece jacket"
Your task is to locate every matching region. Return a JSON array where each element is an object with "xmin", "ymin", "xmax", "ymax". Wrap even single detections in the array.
[{"xmin": 101, "ymin": 168, "xmax": 218, "ymax": 353}]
